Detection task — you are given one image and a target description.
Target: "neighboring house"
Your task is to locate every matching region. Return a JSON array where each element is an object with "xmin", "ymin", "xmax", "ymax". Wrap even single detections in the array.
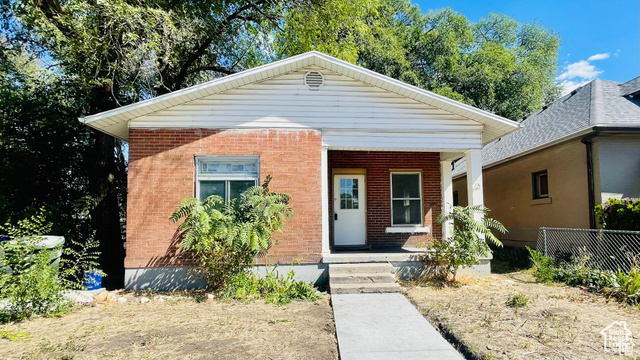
[
  {"xmin": 81, "ymin": 51, "xmax": 519, "ymax": 289},
  {"xmin": 453, "ymin": 77, "xmax": 640, "ymax": 247}
]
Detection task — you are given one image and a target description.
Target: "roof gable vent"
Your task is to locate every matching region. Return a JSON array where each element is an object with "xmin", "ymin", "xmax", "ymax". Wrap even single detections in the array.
[{"xmin": 304, "ymin": 71, "xmax": 324, "ymax": 90}]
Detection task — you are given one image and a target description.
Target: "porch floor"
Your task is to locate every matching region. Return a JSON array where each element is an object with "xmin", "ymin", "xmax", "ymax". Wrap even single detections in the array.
[{"xmin": 323, "ymin": 247, "xmax": 424, "ymax": 264}]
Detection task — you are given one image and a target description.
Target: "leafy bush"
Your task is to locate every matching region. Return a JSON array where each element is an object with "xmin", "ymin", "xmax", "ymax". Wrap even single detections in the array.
[
  {"xmin": 425, "ymin": 205, "xmax": 506, "ymax": 281},
  {"xmin": 606, "ymin": 268, "xmax": 640, "ymax": 305},
  {"xmin": 170, "ymin": 176, "xmax": 294, "ymax": 292},
  {"xmin": 0, "ymin": 209, "xmax": 99, "ymax": 324},
  {"xmin": 594, "ymin": 198, "xmax": 640, "ymax": 231},
  {"xmin": 527, "ymin": 248, "xmax": 640, "ymax": 306},
  {"xmin": 527, "ymin": 247, "xmax": 555, "ymax": 284},
  {"xmin": 224, "ymin": 269, "xmax": 320, "ymax": 306}
]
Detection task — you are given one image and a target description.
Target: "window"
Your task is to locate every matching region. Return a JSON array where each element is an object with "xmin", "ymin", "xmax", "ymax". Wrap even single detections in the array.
[
  {"xmin": 453, "ymin": 191, "xmax": 459, "ymax": 206},
  {"xmin": 532, "ymin": 170, "xmax": 549, "ymax": 199},
  {"xmin": 196, "ymin": 156, "xmax": 259, "ymax": 201},
  {"xmin": 390, "ymin": 172, "xmax": 423, "ymax": 225},
  {"xmin": 339, "ymin": 178, "xmax": 359, "ymax": 209}
]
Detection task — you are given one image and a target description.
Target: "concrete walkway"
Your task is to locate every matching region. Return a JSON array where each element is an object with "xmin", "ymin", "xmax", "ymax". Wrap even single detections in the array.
[{"xmin": 332, "ymin": 293, "xmax": 464, "ymax": 360}]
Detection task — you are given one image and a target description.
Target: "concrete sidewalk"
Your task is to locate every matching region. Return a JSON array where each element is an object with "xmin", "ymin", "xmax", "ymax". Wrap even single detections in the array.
[{"xmin": 332, "ymin": 293, "xmax": 464, "ymax": 360}]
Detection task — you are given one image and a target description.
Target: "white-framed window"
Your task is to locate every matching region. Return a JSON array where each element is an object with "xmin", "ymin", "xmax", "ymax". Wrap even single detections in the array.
[
  {"xmin": 195, "ymin": 156, "xmax": 259, "ymax": 201},
  {"xmin": 532, "ymin": 170, "xmax": 549, "ymax": 199},
  {"xmin": 390, "ymin": 172, "xmax": 423, "ymax": 226}
]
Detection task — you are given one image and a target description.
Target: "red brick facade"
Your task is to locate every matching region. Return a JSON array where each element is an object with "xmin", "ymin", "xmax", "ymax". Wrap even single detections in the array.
[
  {"xmin": 126, "ymin": 129, "xmax": 323, "ymax": 268},
  {"xmin": 126, "ymin": 130, "xmax": 443, "ymax": 269},
  {"xmin": 329, "ymin": 151, "xmax": 442, "ymax": 248}
]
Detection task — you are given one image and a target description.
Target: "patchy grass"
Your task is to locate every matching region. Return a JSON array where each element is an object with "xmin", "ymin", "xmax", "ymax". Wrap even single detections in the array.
[
  {"xmin": 406, "ymin": 270, "xmax": 640, "ymax": 360},
  {"xmin": 0, "ymin": 293, "xmax": 337, "ymax": 360}
]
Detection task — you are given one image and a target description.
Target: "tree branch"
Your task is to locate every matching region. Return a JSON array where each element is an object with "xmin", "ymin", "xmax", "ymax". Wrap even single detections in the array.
[{"xmin": 169, "ymin": 0, "xmax": 269, "ymax": 90}]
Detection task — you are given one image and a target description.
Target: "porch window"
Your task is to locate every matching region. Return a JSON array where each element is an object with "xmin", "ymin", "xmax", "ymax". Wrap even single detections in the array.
[
  {"xmin": 195, "ymin": 156, "xmax": 259, "ymax": 202},
  {"xmin": 390, "ymin": 172, "xmax": 423, "ymax": 225}
]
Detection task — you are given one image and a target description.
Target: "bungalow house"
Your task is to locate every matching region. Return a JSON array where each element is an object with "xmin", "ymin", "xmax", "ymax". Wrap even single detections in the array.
[
  {"xmin": 80, "ymin": 51, "xmax": 519, "ymax": 289},
  {"xmin": 453, "ymin": 77, "xmax": 640, "ymax": 247}
]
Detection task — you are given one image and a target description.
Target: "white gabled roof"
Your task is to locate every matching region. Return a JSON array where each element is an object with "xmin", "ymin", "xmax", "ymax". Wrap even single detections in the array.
[{"xmin": 79, "ymin": 51, "xmax": 519, "ymax": 141}]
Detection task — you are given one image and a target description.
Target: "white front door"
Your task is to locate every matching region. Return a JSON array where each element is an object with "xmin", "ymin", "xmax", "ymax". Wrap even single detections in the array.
[{"xmin": 333, "ymin": 174, "xmax": 366, "ymax": 246}]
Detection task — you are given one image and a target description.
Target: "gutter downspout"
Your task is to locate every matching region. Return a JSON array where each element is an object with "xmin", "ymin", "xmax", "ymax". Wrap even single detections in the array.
[{"xmin": 581, "ymin": 130, "xmax": 600, "ymax": 229}]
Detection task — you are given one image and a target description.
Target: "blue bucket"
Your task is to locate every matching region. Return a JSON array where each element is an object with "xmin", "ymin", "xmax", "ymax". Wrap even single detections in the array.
[{"xmin": 84, "ymin": 271, "xmax": 103, "ymax": 290}]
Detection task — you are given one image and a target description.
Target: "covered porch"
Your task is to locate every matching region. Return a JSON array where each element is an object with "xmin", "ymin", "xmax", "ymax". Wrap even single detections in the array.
[{"xmin": 319, "ymin": 145, "xmax": 487, "ymax": 258}]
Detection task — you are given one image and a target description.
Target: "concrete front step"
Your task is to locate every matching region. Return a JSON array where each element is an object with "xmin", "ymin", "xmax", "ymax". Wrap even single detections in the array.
[
  {"xmin": 328, "ymin": 263, "xmax": 395, "ymax": 275},
  {"xmin": 330, "ymin": 282, "xmax": 403, "ymax": 294},
  {"xmin": 329, "ymin": 273, "xmax": 397, "ymax": 285}
]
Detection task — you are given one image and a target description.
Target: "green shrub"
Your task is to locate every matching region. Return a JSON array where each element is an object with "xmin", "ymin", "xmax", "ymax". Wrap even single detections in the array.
[
  {"xmin": 606, "ymin": 267, "xmax": 640, "ymax": 305},
  {"xmin": 424, "ymin": 205, "xmax": 506, "ymax": 282},
  {"xmin": 527, "ymin": 248, "xmax": 640, "ymax": 306},
  {"xmin": 553, "ymin": 256, "xmax": 611, "ymax": 290},
  {"xmin": 526, "ymin": 247, "xmax": 555, "ymax": 284},
  {"xmin": 594, "ymin": 198, "xmax": 640, "ymax": 231},
  {"xmin": 224, "ymin": 269, "xmax": 320, "ymax": 306},
  {"xmin": 170, "ymin": 176, "xmax": 294, "ymax": 293},
  {"xmin": 0, "ymin": 209, "xmax": 100, "ymax": 324}
]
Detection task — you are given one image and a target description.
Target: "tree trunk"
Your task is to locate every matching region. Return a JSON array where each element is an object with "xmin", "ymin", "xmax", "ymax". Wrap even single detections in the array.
[{"xmin": 87, "ymin": 87, "xmax": 126, "ymax": 289}]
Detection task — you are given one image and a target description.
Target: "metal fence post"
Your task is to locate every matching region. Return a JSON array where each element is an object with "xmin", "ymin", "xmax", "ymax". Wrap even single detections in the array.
[{"xmin": 542, "ymin": 227, "xmax": 548, "ymax": 256}]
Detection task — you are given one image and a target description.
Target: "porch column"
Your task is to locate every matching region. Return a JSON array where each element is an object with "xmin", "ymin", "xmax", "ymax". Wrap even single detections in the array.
[
  {"xmin": 440, "ymin": 160, "xmax": 454, "ymax": 239},
  {"xmin": 465, "ymin": 149, "xmax": 485, "ymax": 222},
  {"xmin": 321, "ymin": 146, "xmax": 330, "ymax": 256}
]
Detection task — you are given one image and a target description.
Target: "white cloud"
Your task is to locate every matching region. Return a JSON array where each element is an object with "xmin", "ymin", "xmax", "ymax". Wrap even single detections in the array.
[
  {"xmin": 556, "ymin": 52, "xmax": 611, "ymax": 95},
  {"xmin": 614, "ymin": 49, "xmax": 621, "ymax": 57},
  {"xmin": 557, "ymin": 60, "xmax": 603, "ymax": 81},
  {"xmin": 587, "ymin": 53, "xmax": 610, "ymax": 61}
]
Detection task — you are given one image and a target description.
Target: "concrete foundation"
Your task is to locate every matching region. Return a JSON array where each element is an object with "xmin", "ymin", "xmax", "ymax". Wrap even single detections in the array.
[
  {"xmin": 124, "ymin": 263, "xmax": 328, "ymax": 291},
  {"xmin": 124, "ymin": 251, "xmax": 490, "ymax": 290}
]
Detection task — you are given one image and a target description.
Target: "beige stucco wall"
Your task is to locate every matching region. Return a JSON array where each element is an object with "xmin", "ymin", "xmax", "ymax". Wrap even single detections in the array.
[{"xmin": 453, "ymin": 139, "xmax": 590, "ymax": 246}]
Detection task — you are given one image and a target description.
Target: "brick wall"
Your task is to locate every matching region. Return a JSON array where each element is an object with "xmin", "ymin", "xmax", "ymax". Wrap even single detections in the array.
[
  {"xmin": 329, "ymin": 151, "xmax": 442, "ymax": 247},
  {"xmin": 126, "ymin": 129, "xmax": 322, "ymax": 268}
]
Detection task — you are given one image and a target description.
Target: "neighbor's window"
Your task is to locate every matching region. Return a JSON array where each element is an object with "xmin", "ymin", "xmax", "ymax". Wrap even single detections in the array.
[
  {"xmin": 390, "ymin": 172, "xmax": 423, "ymax": 225},
  {"xmin": 196, "ymin": 156, "xmax": 259, "ymax": 201},
  {"xmin": 532, "ymin": 170, "xmax": 549, "ymax": 199}
]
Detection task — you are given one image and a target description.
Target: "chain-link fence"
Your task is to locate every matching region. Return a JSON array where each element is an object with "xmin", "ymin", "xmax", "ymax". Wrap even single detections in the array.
[{"xmin": 536, "ymin": 227, "xmax": 640, "ymax": 272}]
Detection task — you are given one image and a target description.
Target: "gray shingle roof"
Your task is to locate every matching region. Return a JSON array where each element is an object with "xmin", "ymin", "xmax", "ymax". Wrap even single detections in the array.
[{"xmin": 453, "ymin": 77, "xmax": 640, "ymax": 177}]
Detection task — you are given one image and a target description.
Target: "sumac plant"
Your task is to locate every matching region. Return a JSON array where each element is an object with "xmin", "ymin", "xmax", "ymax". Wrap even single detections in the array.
[{"xmin": 170, "ymin": 175, "xmax": 293, "ymax": 292}]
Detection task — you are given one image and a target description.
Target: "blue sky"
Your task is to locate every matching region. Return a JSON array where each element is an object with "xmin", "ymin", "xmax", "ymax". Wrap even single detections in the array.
[{"xmin": 414, "ymin": 0, "xmax": 640, "ymax": 94}]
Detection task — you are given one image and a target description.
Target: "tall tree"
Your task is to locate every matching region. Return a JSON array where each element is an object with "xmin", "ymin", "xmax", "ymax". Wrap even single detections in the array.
[
  {"xmin": 4, "ymin": 0, "xmax": 300, "ymax": 287},
  {"xmin": 280, "ymin": 1, "xmax": 561, "ymax": 120}
]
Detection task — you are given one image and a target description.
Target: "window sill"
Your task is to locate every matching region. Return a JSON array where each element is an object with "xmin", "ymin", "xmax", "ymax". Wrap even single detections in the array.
[
  {"xmin": 531, "ymin": 197, "xmax": 552, "ymax": 205},
  {"xmin": 385, "ymin": 226, "xmax": 430, "ymax": 234}
]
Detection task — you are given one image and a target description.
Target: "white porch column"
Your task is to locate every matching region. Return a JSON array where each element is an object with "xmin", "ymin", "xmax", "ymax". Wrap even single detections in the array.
[
  {"xmin": 440, "ymin": 160, "xmax": 454, "ymax": 239},
  {"xmin": 465, "ymin": 149, "xmax": 485, "ymax": 221},
  {"xmin": 321, "ymin": 146, "xmax": 330, "ymax": 256}
]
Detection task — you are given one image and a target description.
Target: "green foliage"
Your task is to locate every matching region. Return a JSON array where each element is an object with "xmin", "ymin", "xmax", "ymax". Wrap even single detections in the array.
[
  {"xmin": 606, "ymin": 268, "xmax": 640, "ymax": 305},
  {"xmin": 224, "ymin": 269, "xmax": 320, "ymax": 306},
  {"xmin": 280, "ymin": 1, "xmax": 560, "ymax": 120},
  {"xmin": 426, "ymin": 205, "xmax": 506, "ymax": 281},
  {"xmin": 595, "ymin": 198, "xmax": 640, "ymax": 231},
  {"xmin": 527, "ymin": 247, "xmax": 556, "ymax": 284},
  {"xmin": 170, "ymin": 176, "xmax": 293, "ymax": 291},
  {"xmin": 0, "ymin": 209, "xmax": 101, "ymax": 324},
  {"xmin": 527, "ymin": 248, "xmax": 640, "ymax": 306},
  {"xmin": 505, "ymin": 293, "xmax": 529, "ymax": 309}
]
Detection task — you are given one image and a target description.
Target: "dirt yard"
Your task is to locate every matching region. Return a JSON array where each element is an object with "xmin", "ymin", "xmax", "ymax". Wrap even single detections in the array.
[
  {"xmin": 406, "ymin": 271, "xmax": 640, "ymax": 360},
  {"xmin": 0, "ymin": 293, "xmax": 338, "ymax": 360}
]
